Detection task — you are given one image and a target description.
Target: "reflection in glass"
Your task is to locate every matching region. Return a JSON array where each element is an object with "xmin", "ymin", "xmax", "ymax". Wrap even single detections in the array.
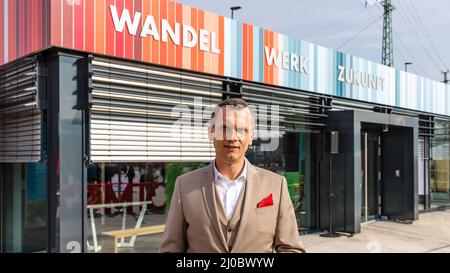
[
  {"xmin": 430, "ymin": 120, "xmax": 450, "ymax": 208},
  {"xmin": 247, "ymin": 132, "xmax": 312, "ymax": 230},
  {"xmin": 85, "ymin": 162, "xmax": 208, "ymax": 253},
  {"xmin": 1, "ymin": 163, "xmax": 48, "ymax": 253}
]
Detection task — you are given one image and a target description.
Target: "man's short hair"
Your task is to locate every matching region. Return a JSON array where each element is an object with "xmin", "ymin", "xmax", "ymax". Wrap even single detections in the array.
[{"xmin": 210, "ymin": 98, "xmax": 255, "ymax": 129}]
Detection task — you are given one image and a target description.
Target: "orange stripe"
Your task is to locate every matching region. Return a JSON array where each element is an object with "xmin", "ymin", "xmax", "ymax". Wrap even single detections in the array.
[
  {"xmin": 218, "ymin": 16, "xmax": 224, "ymax": 76},
  {"xmin": 268, "ymin": 30, "xmax": 272, "ymax": 84},
  {"xmin": 273, "ymin": 32, "xmax": 278, "ymax": 85},
  {"xmin": 203, "ymin": 11, "xmax": 210, "ymax": 73},
  {"xmin": 198, "ymin": 10, "xmax": 204, "ymax": 72},
  {"xmin": 267, "ymin": 31, "xmax": 270, "ymax": 84},
  {"xmin": 211, "ymin": 13, "xmax": 219, "ymax": 75},
  {"xmin": 142, "ymin": 0, "xmax": 151, "ymax": 62},
  {"xmin": 176, "ymin": 2, "xmax": 183, "ymax": 69},
  {"xmin": 190, "ymin": 8, "xmax": 197, "ymax": 71},
  {"xmin": 62, "ymin": 0, "xmax": 73, "ymax": 48},
  {"xmin": 51, "ymin": 0, "xmax": 61, "ymax": 46},
  {"xmin": 243, "ymin": 23, "xmax": 248, "ymax": 80},
  {"xmin": 248, "ymin": 25, "xmax": 253, "ymax": 80},
  {"xmin": 124, "ymin": 0, "xmax": 134, "ymax": 59},
  {"xmin": 133, "ymin": 0, "xmax": 142, "ymax": 61},
  {"xmin": 159, "ymin": 0, "xmax": 167, "ymax": 66},
  {"xmin": 95, "ymin": 0, "xmax": 105, "ymax": 54},
  {"xmin": 181, "ymin": 4, "xmax": 190, "ymax": 70},
  {"xmin": 167, "ymin": 0, "xmax": 175, "ymax": 67},
  {"xmin": 151, "ymin": 0, "xmax": 159, "ymax": 64},
  {"xmin": 270, "ymin": 31, "xmax": 274, "ymax": 85}
]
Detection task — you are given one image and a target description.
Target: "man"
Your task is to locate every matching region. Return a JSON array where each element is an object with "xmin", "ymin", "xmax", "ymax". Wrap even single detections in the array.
[{"xmin": 160, "ymin": 98, "xmax": 304, "ymax": 253}]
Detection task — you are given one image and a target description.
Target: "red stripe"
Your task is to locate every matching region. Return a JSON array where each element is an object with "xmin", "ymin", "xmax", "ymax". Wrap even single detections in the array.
[
  {"xmin": 124, "ymin": 0, "xmax": 134, "ymax": 59},
  {"xmin": 26, "ymin": 0, "xmax": 31, "ymax": 53},
  {"xmin": 115, "ymin": 0, "xmax": 124, "ymax": 58},
  {"xmin": 175, "ymin": 2, "xmax": 182, "ymax": 69},
  {"xmin": 85, "ymin": 0, "xmax": 94, "ymax": 52},
  {"xmin": 0, "ymin": 1, "xmax": 4, "ymax": 63},
  {"xmin": 133, "ymin": 0, "xmax": 142, "ymax": 61},
  {"xmin": 19, "ymin": 0, "xmax": 24, "ymax": 57},
  {"xmin": 106, "ymin": 0, "xmax": 115, "ymax": 56},
  {"xmin": 9, "ymin": 0, "xmax": 16, "ymax": 60},
  {"xmin": 29, "ymin": 0, "xmax": 34, "ymax": 53},
  {"xmin": 62, "ymin": 0, "xmax": 73, "ymax": 48},
  {"xmin": 27, "ymin": 0, "xmax": 31, "ymax": 53},
  {"xmin": 30, "ymin": 0, "xmax": 35, "ymax": 52},
  {"xmin": 36, "ymin": 0, "xmax": 42, "ymax": 51},
  {"xmin": 74, "ymin": 0, "xmax": 84, "ymax": 50}
]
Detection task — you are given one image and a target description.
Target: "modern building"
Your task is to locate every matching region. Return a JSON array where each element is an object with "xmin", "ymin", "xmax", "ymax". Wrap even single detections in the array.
[{"xmin": 0, "ymin": 0, "xmax": 449, "ymax": 253}]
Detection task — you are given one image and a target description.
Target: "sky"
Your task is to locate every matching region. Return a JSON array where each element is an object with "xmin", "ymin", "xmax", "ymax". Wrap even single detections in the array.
[{"xmin": 176, "ymin": 0, "xmax": 450, "ymax": 83}]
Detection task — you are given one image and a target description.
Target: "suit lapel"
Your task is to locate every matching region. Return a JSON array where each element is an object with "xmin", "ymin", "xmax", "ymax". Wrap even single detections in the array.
[
  {"xmin": 200, "ymin": 163, "xmax": 228, "ymax": 251},
  {"xmin": 232, "ymin": 159, "xmax": 261, "ymax": 250}
]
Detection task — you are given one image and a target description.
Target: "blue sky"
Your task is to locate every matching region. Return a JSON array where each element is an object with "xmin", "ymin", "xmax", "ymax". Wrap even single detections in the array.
[{"xmin": 176, "ymin": 0, "xmax": 450, "ymax": 82}]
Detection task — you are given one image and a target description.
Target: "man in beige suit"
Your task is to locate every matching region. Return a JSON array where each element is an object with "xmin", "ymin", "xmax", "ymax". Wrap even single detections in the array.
[{"xmin": 160, "ymin": 98, "xmax": 304, "ymax": 253}]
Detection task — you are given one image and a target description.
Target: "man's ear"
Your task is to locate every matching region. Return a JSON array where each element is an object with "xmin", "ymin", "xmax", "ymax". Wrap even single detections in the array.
[
  {"xmin": 208, "ymin": 126, "xmax": 215, "ymax": 141},
  {"xmin": 249, "ymin": 130, "xmax": 255, "ymax": 146}
]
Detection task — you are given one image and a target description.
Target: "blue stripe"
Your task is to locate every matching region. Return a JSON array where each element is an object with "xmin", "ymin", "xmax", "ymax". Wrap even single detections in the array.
[
  {"xmin": 314, "ymin": 45, "xmax": 318, "ymax": 92},
  {"xmin": 259, "ymin": 28, "xmax": 264, "ymax": 82}
]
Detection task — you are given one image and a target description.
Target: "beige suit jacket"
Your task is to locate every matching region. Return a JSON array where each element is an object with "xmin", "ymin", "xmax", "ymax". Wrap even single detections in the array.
[{"xmin": 159, "ymin": 159, "xmax": 305, "ymax": 253}]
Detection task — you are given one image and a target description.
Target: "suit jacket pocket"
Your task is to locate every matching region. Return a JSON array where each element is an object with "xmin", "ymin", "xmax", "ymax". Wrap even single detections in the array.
[{"xmin": 255, "ymin": 206, "xmax": 275, "ymax": 214}]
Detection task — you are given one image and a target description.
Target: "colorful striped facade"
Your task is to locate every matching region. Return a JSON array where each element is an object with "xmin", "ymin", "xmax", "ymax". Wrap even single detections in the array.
[{"xmin": 1, "ymin": 0, "xmax": 449, "ymax": 116}]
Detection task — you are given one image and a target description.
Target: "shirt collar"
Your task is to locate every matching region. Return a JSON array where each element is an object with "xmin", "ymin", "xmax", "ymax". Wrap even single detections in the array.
[{"xmin": 213, "ymin": 160, "xmax": 247, "ymax": 184}]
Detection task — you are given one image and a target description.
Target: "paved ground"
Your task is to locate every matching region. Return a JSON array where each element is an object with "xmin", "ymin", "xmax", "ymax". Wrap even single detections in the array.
[
  {"xmin": 91, "ymin": 208, "xmax": 450, "ymax": 253},
  {"xmin": 300, "ymin": 208, "xmax": 450, "ymax": 253}
]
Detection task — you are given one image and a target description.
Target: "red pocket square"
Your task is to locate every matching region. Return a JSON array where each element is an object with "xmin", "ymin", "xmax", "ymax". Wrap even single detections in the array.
[{"xmin": 257, "ymin": 193, "xmax": 274, "ymax": 208}]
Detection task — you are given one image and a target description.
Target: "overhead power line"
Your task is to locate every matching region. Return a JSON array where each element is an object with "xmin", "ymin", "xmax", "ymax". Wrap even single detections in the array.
[
  {"xmin": 336, "ymin": 14, "xmax": 383, "ymax": 50},
  {"xmin": 301, "ymin": 16, "xmax": 361, "ymax": 39},
  {"xmin": 361, "ymin": 1, "xmax": 430, "ymax": 77},
  {"xmin": 405, "ymin": 0, "xmax": 448, "ymax": 70},
  {"xmin": 394, "ymin": 0, "xmax": 443, "ymax": 72}
]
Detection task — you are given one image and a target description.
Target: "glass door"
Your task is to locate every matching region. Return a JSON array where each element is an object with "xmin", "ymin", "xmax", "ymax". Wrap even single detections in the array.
[{"xmin": 361, "ymin": 131, "xmax": 381, "ymax": 222}]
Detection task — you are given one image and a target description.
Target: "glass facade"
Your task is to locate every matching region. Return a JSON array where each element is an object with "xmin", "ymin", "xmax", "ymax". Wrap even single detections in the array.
[
  {"xmin": 85, "ymin": 162, "xmax": 208, "ymax": 252},
  {"xmin": 83, "ymin": 132, "xmax": 315, "ymax": 252},
  {"xmin": 430, "ymin": 120, "xmax": 450, "ymax": 208},
  {"xmin": 0, "ymin": 163, "xmax": 48, "ymax": 252},
  {"xmin": 246, "ymin": 132, "xmax": 314, "ymax": 230}
]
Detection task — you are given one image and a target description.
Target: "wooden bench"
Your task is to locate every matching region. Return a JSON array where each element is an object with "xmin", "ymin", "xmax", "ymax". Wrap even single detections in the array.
[{"xmin": 102, "ymin": 225, "xmax": 165, "ymax": 253}]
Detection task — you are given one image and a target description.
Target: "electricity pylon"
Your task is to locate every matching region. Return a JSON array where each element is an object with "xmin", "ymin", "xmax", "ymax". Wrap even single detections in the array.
[{"xmin": 381, "ymin": 0, "xmax": 395, "ymax": 67}]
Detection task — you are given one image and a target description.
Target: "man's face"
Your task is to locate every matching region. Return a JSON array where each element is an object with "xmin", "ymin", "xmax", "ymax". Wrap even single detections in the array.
[{"xmin": 209, "ymin": 106, "xmax": 254, "ymax": 164}]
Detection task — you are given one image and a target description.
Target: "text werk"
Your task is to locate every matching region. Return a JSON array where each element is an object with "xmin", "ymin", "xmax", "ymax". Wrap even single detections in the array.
[{"xmin": 264, "ymin": 47, "xmax": 309, "ymax": 74}]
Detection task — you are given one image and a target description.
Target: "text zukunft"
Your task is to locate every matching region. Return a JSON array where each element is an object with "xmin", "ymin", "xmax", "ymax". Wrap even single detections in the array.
[{"xmin": 337, "ymin": 65, "xmax": 385, "ymax": 91}]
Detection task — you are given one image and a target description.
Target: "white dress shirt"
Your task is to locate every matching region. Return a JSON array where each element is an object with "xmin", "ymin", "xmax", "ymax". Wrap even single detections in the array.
[{"xmin": 213, "ymin": 161, "xmax": 247, "ymax": 221}]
